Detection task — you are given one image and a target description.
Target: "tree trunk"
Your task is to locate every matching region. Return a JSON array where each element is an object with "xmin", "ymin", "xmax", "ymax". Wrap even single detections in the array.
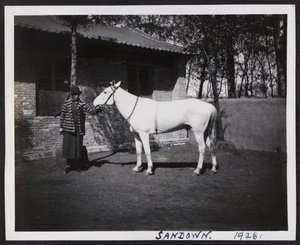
[
  {"xmin": 198, "ymin": 55, "xmax": 208, "ymax": 99},
  {"xmin": 209, "ymin": 62, "xmax": 224, "ymax": 141},
  {"xmin": 250, "ymin": 69, "xmax": 254, "ymax": 97},
  {"xmin": 198, "ymin": 80, "xmax": 205, "ymax": 99},
  {"xmin": 273, "ymin": 15, "xmax": 287, "ymax": 98},
  {"xmin": 245, "ymin": 75, "xmax": 250, "ymax": 98},
  {"xmin": 267, "ymin": 55, "xmax": 274, "ymax": 98},
  {"xmin": 227, "ymin": 37, "xmax": 236, "ymax": 98},
  {"xmin": 186, "ymin": 60, "xmax": 192, "ymax": 93},
  {"xmin": 238, "ymin": 74, "xmax": 245, "ymax": 98},
  {"xmin": 70, "ymin": 25, "xmax": 78, "ymax": 87}
]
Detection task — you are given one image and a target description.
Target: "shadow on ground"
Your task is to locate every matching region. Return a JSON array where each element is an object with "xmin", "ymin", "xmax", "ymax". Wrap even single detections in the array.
[{"xmin": 15, "ymin": 143, "xmax": 287, "ymax": 233}]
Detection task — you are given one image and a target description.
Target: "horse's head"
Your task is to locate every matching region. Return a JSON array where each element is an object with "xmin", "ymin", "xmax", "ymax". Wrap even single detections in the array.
[{"xmin": 93, "ymin": 80, "xmax": 121, "ymax": 106}]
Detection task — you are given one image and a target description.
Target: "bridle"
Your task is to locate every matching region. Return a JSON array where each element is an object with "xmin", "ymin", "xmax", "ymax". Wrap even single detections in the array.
[
  {"xmin": 101, "ymin": 82, "xmax": 139, "ymax": 126},
  {"xmin": 103, "ymin": 84, "xmax": 119, "ymax": 106}
]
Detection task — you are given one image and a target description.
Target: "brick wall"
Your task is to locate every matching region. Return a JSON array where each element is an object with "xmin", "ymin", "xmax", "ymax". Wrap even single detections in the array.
[
  {"xmin": 15, "ymin": 82, "xmax": 62, "ymax": 160},
  {"xmin": 15, "ymin": 82, "xmax": 111, "ymax": 161}
]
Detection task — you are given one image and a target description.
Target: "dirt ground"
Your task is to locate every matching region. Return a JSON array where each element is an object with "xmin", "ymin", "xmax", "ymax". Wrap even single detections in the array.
[{"xmin": 15, "ymin": 143, "xmax": 287, "ymax": 232}]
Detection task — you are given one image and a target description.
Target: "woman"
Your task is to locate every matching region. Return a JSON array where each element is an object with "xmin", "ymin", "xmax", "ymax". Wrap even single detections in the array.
[{"xmin": 60, "ymin": 86, "xmax": 102, "ymax": 174}]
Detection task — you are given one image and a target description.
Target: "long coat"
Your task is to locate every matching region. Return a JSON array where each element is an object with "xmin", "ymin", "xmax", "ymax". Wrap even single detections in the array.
[{"xmin": 60, "ymin": 98, "xmax": 97, "ymax": 159}]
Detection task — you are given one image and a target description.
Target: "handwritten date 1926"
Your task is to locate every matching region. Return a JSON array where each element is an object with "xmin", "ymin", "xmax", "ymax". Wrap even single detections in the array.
[{"xmin": 234, "ymin": 231, "xmax": 263, "ymax": 240}]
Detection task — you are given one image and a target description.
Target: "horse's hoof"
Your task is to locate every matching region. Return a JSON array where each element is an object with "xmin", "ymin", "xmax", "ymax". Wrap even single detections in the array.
[
  {"xmin": 146, "ymin": 171, "xmax": 153, "ymax": 176},
  {"xmin": 210, "ymin": 170, "xmax": 217, "ymax": 175},
  {"xmin": 133, "ymin": 166, "xmax": 143, "ymax": 173},
  {"xmin": 193, "ymin": 170, "xmax": 200, "ymax": 175}
]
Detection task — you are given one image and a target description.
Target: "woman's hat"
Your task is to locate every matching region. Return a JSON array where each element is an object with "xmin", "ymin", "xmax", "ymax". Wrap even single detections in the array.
[{"xmin": 70, "ymin": 86, "xmax": 82, "ymax": 95}]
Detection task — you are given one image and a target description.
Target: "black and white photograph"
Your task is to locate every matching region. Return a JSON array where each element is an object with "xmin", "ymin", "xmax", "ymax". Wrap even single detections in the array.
[{"xmin": 4, "ymin": 4, "xmax": 296, "ymax": 241}]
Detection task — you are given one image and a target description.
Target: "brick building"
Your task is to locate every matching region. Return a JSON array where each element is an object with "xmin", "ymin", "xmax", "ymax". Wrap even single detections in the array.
[{"xmin": 14, "ymin": 16, "xmax": 191, "ymax": 161}]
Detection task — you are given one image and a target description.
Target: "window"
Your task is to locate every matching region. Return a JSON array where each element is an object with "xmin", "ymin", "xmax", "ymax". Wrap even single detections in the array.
[
  {"xmin": 127, "ymin": 65, "xmax": 153, "ymax": 96},
  {"xmin": 37, "ymin": 56, "xmax": 70, "ymax": 92},
  {"xmin": 36, "ymin": 56, "xmax": 70, "ymax": 116}
]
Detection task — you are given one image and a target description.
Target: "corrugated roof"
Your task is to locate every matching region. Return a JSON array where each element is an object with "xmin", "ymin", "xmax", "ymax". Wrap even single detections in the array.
[{"xmin": 14, "ymin": 16, "xmax": 187, "ymax": 54}]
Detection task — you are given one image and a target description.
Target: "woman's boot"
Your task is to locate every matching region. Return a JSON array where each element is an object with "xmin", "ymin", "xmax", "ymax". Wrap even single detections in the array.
[{"xmin": 64, "ymin": 159, "xmax": 72, "ymax": 174}]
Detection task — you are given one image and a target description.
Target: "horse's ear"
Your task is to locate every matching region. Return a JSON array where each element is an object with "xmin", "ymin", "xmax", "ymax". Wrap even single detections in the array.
[
  {"xmin": 110, "ymin": 80, "xmax": 115, "ymax": 86},
  {"xmin": 115, "ymin": 81, "xmax": 121, "ymax": 88}
]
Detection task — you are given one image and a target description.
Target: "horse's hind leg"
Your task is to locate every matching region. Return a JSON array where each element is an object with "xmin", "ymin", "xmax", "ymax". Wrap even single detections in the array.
[
  {"xmin": 194, "ymin": 131, "xmax": 206, "ymax": 175},
  {"xmin": 132, "ymin": 134, "xmax": 143, "ymax": 173},
  {"xmin": 206, "ymin": 135, "xmax": 218, "ymax": 173}
]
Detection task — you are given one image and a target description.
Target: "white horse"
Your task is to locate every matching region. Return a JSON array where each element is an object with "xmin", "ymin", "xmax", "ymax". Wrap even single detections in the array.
[{"xmin": 94, "ymin": 81, "xmax": 218, "ymax": 175}]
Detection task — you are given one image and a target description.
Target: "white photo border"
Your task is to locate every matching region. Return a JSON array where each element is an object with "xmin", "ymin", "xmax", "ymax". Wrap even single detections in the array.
[{"xmin": 5, "ymin": 4, "xmax": 296, "ymax": 241}]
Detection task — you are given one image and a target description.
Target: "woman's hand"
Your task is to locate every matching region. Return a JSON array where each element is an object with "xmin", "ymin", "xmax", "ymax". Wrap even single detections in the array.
[{"xmin": 95, "ymin": 105, "xmax": 105, "ymax": 114}]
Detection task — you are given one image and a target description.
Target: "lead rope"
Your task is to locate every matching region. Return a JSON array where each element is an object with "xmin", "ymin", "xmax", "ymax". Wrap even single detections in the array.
[{"xmin": 103, "ymin": 96, "xmax": 139, "ymax": 126}]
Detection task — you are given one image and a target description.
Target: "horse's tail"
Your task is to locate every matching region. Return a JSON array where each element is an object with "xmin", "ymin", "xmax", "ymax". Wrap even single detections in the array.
[{"xmin": 206, "ymin": 107, "xmax": 218, "ymax": 153}]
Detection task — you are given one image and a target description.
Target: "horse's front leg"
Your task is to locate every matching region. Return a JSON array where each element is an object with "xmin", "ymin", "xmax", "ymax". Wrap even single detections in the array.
[
  {"xmin": 132, "ymin": 134, "xmax": 143, "ymax": 173},
  {"xmin": 139, "ymin": 131, "xmax": 153, "ymax": 175}
]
